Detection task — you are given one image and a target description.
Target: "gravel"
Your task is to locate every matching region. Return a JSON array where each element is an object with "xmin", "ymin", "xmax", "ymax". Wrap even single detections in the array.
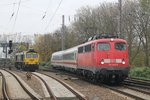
[
  {"xmin": 14, "ymin": 71, "xmax": 45, "ymax": 98},
  {"xmin": 13, "ymin": 69, "xmax": 130, "ymax": 100}
]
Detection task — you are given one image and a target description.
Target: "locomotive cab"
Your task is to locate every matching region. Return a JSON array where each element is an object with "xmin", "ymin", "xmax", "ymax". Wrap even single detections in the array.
[
  {"xmin": 96, "ymin": 38, "xmax": 129, "ymax": 83},
  {"xmin": 15, "ymin": 49, "xmax": 39, "ymax": 71}
]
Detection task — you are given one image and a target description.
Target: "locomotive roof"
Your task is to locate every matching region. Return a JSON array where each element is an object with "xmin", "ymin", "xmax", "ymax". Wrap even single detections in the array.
[
  {"xmin": 79, "ymin": 38, "xmax": 127, "ymax": 47},
  {"xmin": 15, "ymin": 49, "xmax": 37, "ymax": 55},
  {"xmin": 52, "ymin": 38, "xmax": 127, "ymax": 56}
]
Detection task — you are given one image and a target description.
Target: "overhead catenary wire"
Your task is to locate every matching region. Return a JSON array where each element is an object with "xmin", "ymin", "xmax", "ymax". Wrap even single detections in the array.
[
  {"xmin": 41, "ymin": 0, "xmax": 52, "ymax": 20},
  {"xmin": 44, "ymin": 0, "xmax": 63, "ymax": 32},
  {"xmin": 0, "ymin": 0, "xmax": 30, "ymax": 6},
  {"xmin": 9, "ymin": 2, "xmax": 16, "ymax": 21},
  {"xmin": 4, "ymin": 0, "xmax": 16, "ymax": 33},
  {"xmin": 12, "ymin": 0, "xmax": 22, "ymax": 33}
]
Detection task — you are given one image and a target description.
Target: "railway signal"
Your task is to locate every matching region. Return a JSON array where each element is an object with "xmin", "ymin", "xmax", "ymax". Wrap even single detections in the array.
[
  {"xmin": 9, "ymin": 40, "xmax": 12, "ymax": 49},
  {"xmin": 8, "ymin": 40, "xmax": 13, "ymax": 54},
  {"xmin": 8, "ymin": 49, "xmax": 13, "ymax": 54}
]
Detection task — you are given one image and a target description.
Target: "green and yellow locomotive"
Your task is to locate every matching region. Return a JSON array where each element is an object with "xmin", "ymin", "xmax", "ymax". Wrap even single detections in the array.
[{"xmin": 15, "ymin": 49, "xmax": 39, "ymax": 71}]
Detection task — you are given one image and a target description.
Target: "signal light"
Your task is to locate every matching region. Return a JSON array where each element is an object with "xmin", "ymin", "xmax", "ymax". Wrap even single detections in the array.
[
  {"xmin": 9, "ymin": 40, "xmax": 12, "ymax": 49},
  {"xmin": 8, "ymin": 49, "xmax": 13, "ymax": 54}
]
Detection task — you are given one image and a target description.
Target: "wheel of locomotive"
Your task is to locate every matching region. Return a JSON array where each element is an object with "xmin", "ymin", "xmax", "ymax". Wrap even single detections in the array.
[{"xmin": 90, "ymin": 72, "xmax": 96, "ymax": 84}]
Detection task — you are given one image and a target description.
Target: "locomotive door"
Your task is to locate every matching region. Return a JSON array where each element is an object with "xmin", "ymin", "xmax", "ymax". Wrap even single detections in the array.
[{"xmin": 91, "ymin": 43, "xmax": 95, "ymax": 66}]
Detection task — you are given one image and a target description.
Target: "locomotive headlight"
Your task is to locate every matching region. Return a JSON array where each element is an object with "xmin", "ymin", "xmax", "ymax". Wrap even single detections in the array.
[
  {"xmin": 122, "ymin": 61, "xmax": 125, "ymax": 64},
  {"xmin": 101, "ymin": 61, "xmax": 104, "ymax": 64},
  {"xmin": 101, "ymin": 59, "xmax": 104, "ymax": 64},
  {"xmin": 122, "ymin": 59, "xmax": 125, "ymax": 64},
  {"xmin": 110, "ymin": 38, "xmax": 114, "ymax": 41}
]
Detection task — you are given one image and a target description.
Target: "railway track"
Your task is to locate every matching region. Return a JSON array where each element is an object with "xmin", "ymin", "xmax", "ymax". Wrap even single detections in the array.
[
  {"xmin": 0, "ymin": 68, "xmax": 87, "ymax": 100},
  {"xmin": 33, "ymin": 72, "xmax": 87, "ymax": 100},
  {"xmin": 5, "ymin": 67, "xmax": 148, "ymax": 100},
  {"xmin": 103, "ymin": 85, "xmax": 150, "ymax": 100},
  {"xmin": 123, "ymin": 77, "xmax": 150, "ymax": 89},
  {"xmin": 40, "ymin": 69, "xmax": 150, "ymax": 100},
  {"xmin": 0, "ymin": 69, "xmax": 41, "ymax": 100}
]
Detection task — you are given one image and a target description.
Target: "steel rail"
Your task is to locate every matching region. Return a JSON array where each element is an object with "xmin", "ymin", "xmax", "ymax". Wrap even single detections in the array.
[
  {"xmin": 38, "ymin": 72, "xmax": 87, "ymax": 100},
  {"xmin": 0, "ymin": 72, "xmax": 10, "ymax": 100},
  {"xmin": 126, "ymin": 78, "xmax": 150, "ymax": 85},
  {"xmin": 128, "ymin": 77, "xmax": 150, "ymax": 82},
  {"xmin": 123, "ymin": 81, "xmax": 150, "ymax": 90},
  {"xmin": 32, "ymin": 73, "xmax": 57, "ymax": 100},
  {"xmin": 103, "ymin": 85, "xmax": 145, "ymax": 100},
  {"xmin": 3, "ymin": 69, "xmax": 40, "ymax": 100},
  {"xmin": 123, "ymin": 85, "xmax": 150, "ymax": 95},
  {"xmin": 123, "ymin": 78, "xmax": 150, "ymax": 90}
]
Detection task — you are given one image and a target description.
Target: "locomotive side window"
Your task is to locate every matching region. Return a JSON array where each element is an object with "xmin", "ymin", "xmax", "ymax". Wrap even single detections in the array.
[
  {"xmin": 18, "ymin": 55, "xmax": 21, "ymax": 61},
  {"xmin": 98, "ymin": 42, "xmax": 110, "ymax": 50},
  {"xmin": 15, "ymin": 55, "xmax": 18, "ymax": 60},
  {"xmin": 85, "ymin": 44, "xmax": 91, "ymax": 52},
  {"xmin": 21, "ymin": 55, "xmax": 24, "ymax": 61},
  {"xmin": 115, "ymin": 42, "xmax": 126, "ymax": 50},
  {"xmin": 78, "ymin": 46, "xmax": 83, "ymax": 53}
]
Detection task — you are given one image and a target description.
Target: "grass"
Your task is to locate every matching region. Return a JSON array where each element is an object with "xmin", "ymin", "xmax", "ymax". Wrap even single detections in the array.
[
  {"xmin": 129, "ymin": 67, "xmax": 150, "ymax": 80},
  {"xmin": 39, "ymin": 61, "xmax": 51, "ymax": 70}
]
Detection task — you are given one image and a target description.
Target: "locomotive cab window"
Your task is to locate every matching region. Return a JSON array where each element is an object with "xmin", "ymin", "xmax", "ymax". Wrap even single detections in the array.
[
  {"xmin": 98, "ymin": 42, "xmax": 110, "ymax": 50},
  {"xmin": 115, "ymin": 42, "xmax": 126, "ymax": 50},
  {"xmin": 33, "ymin": 54, "xmax": 38, "ymax": 58},
  {"xmin": 26, "ymin": 54, "xmax": 31, "ymax": 58}
]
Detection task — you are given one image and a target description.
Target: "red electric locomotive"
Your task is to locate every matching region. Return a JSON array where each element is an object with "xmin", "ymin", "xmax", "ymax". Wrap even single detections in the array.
[{"xmin": 51, "ymin": 34, "xmax": 130, "ymax": 83}]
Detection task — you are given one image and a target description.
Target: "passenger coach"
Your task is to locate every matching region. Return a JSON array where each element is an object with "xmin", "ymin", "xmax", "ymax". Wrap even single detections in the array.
[{"xmin": 51, "ymin": 34, "xmax": 130, "ymax": 83}]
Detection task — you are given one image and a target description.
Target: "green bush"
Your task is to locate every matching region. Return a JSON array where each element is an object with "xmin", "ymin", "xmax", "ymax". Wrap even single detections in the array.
[
  {"xmin": 39, "ymin": 62, "xmax": 52, "ymax": 70},
  {"xmin": 129, "ymin": 67, "xmax": 150, "ymax": 80},
  {"xmin": 39, "ymin": 62, "xmax": 47, "ymax": 66}
]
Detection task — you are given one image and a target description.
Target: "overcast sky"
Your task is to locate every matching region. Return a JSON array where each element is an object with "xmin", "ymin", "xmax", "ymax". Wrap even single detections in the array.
[{"xmin": 0, "ymin": 0, "xmax": 117, "ymax": 35}]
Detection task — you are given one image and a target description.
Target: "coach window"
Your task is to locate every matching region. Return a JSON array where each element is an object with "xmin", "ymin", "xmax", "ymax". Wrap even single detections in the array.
[
  {"xmin": 53, "ymin": 55, "xmax": 62, "ymax": 60},
  {"xmin": 78, "ymin": 46, "xmax": 83, "ymax": 53},
  {"xmin": 85, "ymin": 44, "xmax": 91, "ymax": 52},
  {"xmin": 115, "ymin": 42, "xmax": 126, "ymax": 50},
  {"xmin": 98, "ymin": 42, "xmax": 110, "ymax": 50},
  {"xmin": 63, "ymin": 53, "xmax": 74, "ymax": 60}
]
